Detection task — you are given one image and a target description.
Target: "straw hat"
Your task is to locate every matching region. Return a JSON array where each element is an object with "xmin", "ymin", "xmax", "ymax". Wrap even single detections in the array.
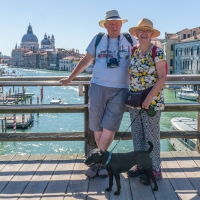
[
  {"xmin": 129, "ymin": 18, "xmax": 160, "ymax": 38},
  {"xmin": 99, "ymin": 10, "xmax": 128, "ymax": 28}
]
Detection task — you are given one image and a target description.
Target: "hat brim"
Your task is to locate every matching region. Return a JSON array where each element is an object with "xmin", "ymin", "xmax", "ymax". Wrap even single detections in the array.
[
  {"xmin": 129, "ymin": 27, "xmax": 160, "ymax": 38},
  {"xmin": 99, "ymin": 19, "xmax": 128, "ymax": 28}
]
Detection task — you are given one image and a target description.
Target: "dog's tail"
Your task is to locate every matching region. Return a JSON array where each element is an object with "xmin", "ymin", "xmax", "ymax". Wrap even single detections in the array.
[{"xmin": 147, "ymin": 141, "xmax": 153, "ymax": 154}]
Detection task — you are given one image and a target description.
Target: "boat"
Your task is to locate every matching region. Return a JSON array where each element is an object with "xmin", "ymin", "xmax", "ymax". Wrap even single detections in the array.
[
  {"xmin": 169, "ymin": 117, "xmax": 197, "ymax": 151},
  {"xmin": 176, "ymin": 86, "xmax": 198, "ymax": 101},
  {"xmin": 10, "ymin": 92, "xmax": 35, "ymax": 98},
  {"xmin": 50, "ymin": 99, "xmax": 63, "ymax": 104}
]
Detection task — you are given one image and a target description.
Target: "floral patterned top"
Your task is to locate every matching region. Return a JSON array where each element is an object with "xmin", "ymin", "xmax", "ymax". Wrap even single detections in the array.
[{"xmin": 128, "ymin": 45, "xmax": 165, "ymax": 110}]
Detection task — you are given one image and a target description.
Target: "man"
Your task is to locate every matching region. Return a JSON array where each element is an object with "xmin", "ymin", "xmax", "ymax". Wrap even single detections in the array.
[{"xmin": 59, "ymin": 10, "xmax": 137, "ymax": 178}]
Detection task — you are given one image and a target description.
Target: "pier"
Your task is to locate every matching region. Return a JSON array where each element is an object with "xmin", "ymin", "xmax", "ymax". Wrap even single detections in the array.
[
  {"xmin": 1, "ymin": 75, "xmax": 200, "ymax": 199},
  {"xmin": 0, "ymin": 151, "xmax": 200, "ymax": 199}
]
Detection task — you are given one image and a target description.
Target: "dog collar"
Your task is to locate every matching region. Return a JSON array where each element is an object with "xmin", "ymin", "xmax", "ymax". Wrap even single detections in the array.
[{"xmin": 105, "ymin": 152, "xmax": 112, "ymax": 165}]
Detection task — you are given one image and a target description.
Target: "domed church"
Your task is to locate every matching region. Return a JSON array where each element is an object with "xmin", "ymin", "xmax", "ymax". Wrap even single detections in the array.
[
  {"xmin": 40, "ymin": 33, "xmax": 55, "ymax": 51},
  {"xmin": 20, "ymin": 24, "xmax": 39, "ymax": 51}
]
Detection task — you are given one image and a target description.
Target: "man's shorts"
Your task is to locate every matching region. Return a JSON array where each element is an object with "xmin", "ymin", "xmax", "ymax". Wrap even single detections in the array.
[{"xmin": 88, "ymin": 83, "xmax": 128, "ymax": 132}]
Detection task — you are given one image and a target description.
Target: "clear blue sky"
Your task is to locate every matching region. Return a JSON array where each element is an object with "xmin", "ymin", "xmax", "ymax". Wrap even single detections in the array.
[{"xmin": 0, "ymin": 0, "xmax": 200, "ymax": 56}]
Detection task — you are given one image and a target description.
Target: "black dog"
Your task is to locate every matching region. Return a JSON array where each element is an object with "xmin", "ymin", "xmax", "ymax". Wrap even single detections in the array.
[{"xmin": 84, "ymin": 141, "xmax": 158, "ymax": 195}]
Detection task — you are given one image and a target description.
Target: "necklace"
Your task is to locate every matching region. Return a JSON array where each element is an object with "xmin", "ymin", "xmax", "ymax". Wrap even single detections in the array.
[{"xmin": 138, "ymin": 43, "xmax": 153, "ymax": 57}]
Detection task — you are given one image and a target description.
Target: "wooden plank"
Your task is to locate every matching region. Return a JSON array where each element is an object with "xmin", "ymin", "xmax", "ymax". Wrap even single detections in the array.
[
  {"xmin": 187, "ymin": 151, "xmax": 200, "ymax": 166},
  {"xmin": 41, "ymin": 154, "xmax": 77, "ymax": 200},
  {"xmin": 0, "ymin": 154, "xmax": 30, "ymax": 193},
  {"xmin": 87, "ymin": 176, "xmax": 109, "ymax": 200},
  {"xmin": 110, "ymin": 173, "xmax": 132, "ymax": 200},
  {"xmin": 64, "ymin": 155, "xmax": 88, "ymax": 200},
  {"xmin": 0, "ymin": 154, "xmax": 45, "ymax": 200},
  {"xmin": 0, "ymin": 154, "xmax": 15, "ymax": 171},
  {"xmin": 173, "ymin": 151, "xmax": 200, "ymax": 196},
  {"xmin": 162, "ymin": 151, "xmax": 199, "ymax": 200},
  {"xmin": 155, "ymin": 152, "xmax": 180, "ymax": 200},
  {"xmin": 129, "ymin": 175, "xmax": 156, "ymax": 200},
  {"xmin": 19, "ymin": 154, "xmax": 61, "ymax": 200}
]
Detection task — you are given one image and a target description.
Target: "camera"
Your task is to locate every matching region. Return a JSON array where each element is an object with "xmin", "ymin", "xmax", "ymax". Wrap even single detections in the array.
[{"xmin": 107, "ymin": 58, "xmax": 119, "ymax": 68}]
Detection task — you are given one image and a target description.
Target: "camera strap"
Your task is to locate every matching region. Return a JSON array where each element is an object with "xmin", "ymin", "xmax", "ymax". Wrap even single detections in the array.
[{"xmin": 106, "ymin": 35, "xmax": 120, "ymax": 64}]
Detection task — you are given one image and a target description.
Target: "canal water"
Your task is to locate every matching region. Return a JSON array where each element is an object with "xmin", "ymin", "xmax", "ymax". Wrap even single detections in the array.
[{"xmin": 0, "ymin": 67, "xmax": 198, "ymax": 155}]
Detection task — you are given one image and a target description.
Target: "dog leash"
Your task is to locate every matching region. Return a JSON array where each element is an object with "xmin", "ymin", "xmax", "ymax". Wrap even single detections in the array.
[{"xmin": 110, "ymin": 109, "xmax": 144, "ymax": 153}]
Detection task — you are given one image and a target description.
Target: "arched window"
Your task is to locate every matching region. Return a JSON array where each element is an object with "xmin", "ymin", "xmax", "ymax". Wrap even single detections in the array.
[
  {"xmin": 191, "ymin": 47, "xmax": 193, "ymax": 56},
  {"xmin": 176, "ymin": 49, "xmax": 178, "ymax": 56},
  {"xmin": 197, "ymin": 46, "xmax": 200, "ymax": 56}
]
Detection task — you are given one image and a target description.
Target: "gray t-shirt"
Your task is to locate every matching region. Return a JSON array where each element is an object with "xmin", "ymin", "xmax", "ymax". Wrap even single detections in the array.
[{"xmin": 86, "ymin": 33, "xmax": 137, "ymax": 88}]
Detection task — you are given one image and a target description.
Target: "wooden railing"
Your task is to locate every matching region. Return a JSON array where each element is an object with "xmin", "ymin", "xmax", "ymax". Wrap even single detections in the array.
[{"xmin": 1, "ymin": 75, "xmax": 200, "ymax": 154}]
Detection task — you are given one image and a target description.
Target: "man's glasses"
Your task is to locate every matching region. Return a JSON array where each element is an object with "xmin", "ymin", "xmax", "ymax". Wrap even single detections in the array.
[{"xmin": 137, "ymin": 29, "xmax": 152, "ymax": 34}]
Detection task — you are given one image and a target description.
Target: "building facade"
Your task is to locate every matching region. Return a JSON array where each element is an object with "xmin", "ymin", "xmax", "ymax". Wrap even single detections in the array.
[{"xmin": 174, "ymin": 36, "xmax": 200, "ymax": 74}]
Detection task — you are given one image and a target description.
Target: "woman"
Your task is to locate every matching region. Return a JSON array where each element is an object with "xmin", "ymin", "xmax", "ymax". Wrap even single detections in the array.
[{"xmin": 127, "ymin": 18, "xmax": 167, "ymax": 183}]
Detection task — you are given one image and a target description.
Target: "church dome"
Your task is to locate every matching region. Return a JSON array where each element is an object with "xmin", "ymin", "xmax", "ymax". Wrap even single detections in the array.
[
  {"xmin": 41, "ymin": 33, "xmax": 50, "ymax": 45},
  {"xmin": 41, "ymin": 39, "xmax": 50, "ymax": 45},
  {"xmin": 21, "ymin": 24, "xmax": 38, "ymax": 43}
]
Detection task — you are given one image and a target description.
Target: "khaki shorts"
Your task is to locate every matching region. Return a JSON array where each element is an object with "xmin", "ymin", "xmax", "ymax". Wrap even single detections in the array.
[{"xmin": 88, "ymin": 83, "xmax": 128, "ymax": 132}]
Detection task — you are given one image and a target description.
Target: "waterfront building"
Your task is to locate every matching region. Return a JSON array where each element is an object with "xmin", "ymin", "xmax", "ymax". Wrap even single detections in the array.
[
  {"xmin": 12, "ymin": 48, "xmax": 30, "ymax": 67},
  {"xmin": 39, "ymin": 52, "xmax": 48, "ymax": 69},
  {"xmin": 161, "ymin": 27, "xmax": 200, "ymax": 74},
  {"xmin": 0, "ymin": 55, "xmax": 11, "ymax": 64},
  {"xmin": 58, "ymin": 56, "xmax": 80, "ymax": 71},
  {"xmin": 23, "ymin": 51, "xmax": 39, "ymax": 68},
  {"xmin": 174, "ymin": 34, "xmax": 200, "ymax": 74},
  {"xmin": 47, "ymin": 51, "xmax": 57, "ymax": 70}
]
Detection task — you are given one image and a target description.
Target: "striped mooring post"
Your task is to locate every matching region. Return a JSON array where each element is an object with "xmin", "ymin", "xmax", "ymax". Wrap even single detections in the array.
[
  {"xmin": 22, "ymin": 113, "xmax": 25, "ymax": 128},
  {"xmin": 13, "ymin": 113, "xmax": 16, "ymax": 133}
]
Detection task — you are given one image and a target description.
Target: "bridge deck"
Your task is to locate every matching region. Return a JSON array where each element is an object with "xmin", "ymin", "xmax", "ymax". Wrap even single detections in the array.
[{"xmin": 0, "ymin": 151, "xmax": 200, "ymax": 200}]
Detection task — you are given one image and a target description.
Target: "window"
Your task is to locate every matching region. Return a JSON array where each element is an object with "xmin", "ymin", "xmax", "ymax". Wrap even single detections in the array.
[
  {"xmin": 176, "ymin": 49, "xmax": 178, "ymax": 56},
  {"xmin": 197, "ymin": 46, "xmax": 200, "ymax": 56},
  {"xmin": 170, "ymin": 59, "xmax": 173, "ymax": 66},
  {"xmin": 183, "ymin": 34, "xmax": 186, "ymax": 39},
  {"xmin": 187, "ymin": 34, "xmax": 190, "ymax": 38},
  {"xmin": 193, "ymin": 31, "xmax": 196, "ymax": 36},
  {"xmin": 171, "ymin": 44, "xmax": 173, "ymax": 51},
  {"xmin": 191, "ymin": 47, "xmax": 193, "ymax": 56}
]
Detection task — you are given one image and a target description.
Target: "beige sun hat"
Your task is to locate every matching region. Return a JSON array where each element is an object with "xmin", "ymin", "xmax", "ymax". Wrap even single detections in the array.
[
  {"xmin": 99, "ymin": 10, "xmax": 128, "ymax": 28},
  {"xmin": 129, "ymin": 18, "xmax": 160, "ymax": 38}
]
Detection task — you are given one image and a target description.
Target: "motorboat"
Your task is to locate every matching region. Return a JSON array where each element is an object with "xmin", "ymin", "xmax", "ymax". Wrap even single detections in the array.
[
  {"xmin": 50, "ymin": 99, "xmax": 63, "ymax": 104},
  {"xmin": 169, "ymin": 117, "xmax": 197, "ymax": 151},
  {"xmin": 176, "ymin": 87, "xmax": 198, "ymax": 101}
]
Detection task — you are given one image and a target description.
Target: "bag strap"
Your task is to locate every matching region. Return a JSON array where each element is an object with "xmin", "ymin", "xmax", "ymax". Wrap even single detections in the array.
[
  {"xmin": 131, "ymin": 45, "xmax": 139, "ymax": 56},
  {"xmin": 122, "ymin": 32, "xmax": 133, "ymax": 47},
  {"xmin": 152, "ymin": 45, "xmax": 168, "ymax": 74},
  {"xmin": 94, "ymin": 32, "xmax": 105, "ymax": 58}
]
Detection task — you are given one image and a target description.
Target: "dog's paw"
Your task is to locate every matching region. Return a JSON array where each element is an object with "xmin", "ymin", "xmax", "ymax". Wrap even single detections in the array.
[
  {"xmin": 105, "ymin": 188, "xmax": 112, "ymax": 192},
  {"xmin": 114, "ymin": 191, "xmax": 120, "ymax": 195},
  {"xmin": 153, "ymin": 186, "xmax": 158, "ymax": 191}
]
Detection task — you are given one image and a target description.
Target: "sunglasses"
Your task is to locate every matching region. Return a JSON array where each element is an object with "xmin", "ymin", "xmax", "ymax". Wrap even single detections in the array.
[{"xmin": 137, "ymin": 29, "xmax": 152, "ymax": 34}]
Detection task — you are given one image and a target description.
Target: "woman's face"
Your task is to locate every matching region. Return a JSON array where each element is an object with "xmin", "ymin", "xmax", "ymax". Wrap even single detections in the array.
[{"xmin": 136, "ymin": 29, "xmax": 153, "ymax": 45}]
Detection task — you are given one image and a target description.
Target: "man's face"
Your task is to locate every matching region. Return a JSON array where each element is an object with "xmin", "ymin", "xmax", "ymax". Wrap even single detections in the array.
[{"xmin": 104, "ymin": 20, "xmax": 122, "ymax": 38}]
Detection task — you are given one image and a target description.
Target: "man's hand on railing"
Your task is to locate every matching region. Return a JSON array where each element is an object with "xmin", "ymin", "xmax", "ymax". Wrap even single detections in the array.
[{"xmin": 59, "ymin": 78, "xmax": 71, "ymax": 86}]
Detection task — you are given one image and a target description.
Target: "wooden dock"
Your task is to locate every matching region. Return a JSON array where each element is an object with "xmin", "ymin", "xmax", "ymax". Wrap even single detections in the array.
[{"xmin": 1, "ymin": 151, "xmax": 200, "ymax": 200}]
